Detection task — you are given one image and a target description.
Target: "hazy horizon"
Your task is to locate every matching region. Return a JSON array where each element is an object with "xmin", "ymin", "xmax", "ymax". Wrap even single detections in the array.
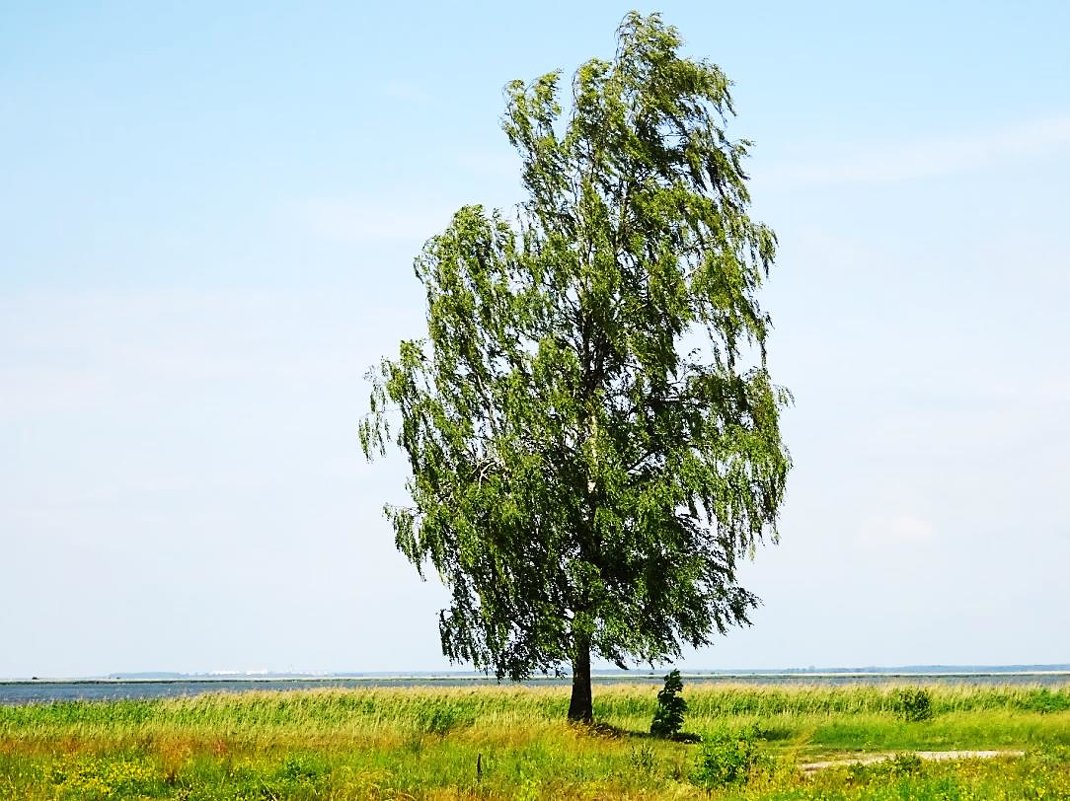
[{"xmin": 8, "ymin": 663, "xmax": 1070, "ymax": 683}]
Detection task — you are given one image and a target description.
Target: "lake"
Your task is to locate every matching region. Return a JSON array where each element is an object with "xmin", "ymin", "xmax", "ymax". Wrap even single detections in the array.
[{"xmin": 3, "ymin": 668, "xmax": 1068, "ymax": 706}]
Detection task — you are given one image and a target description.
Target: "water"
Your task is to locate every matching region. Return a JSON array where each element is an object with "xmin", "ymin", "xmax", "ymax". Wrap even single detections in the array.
[
  {"xmin": 0, "ymin": 678, "xmax": 470, "ymax": 706},
  {"xmin": 3, "ymin": 668, "xmax": 1068, "ymax": 706}
]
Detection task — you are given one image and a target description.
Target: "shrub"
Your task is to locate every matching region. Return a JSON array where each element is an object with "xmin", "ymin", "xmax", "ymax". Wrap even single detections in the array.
[
  {"xmin": 278, "ymin": 755, "xmax": 324, "ymax": 782},
  {"xmin": 693, "ymin": 725, "xmax": 760, "ymax": 788},
  {"xmin": 650, "ymin": 669, "xmax": 688, "ymax": 738},
  {"xmin": 1020, "ymin": 688, "xmax": 1070, "ymax": 714},
  {"xmin": 846, "ymin": 752, "xmax": 923, "ymax": 784},
  {"xmin": 889, "ymin": 752, "xmax": 923, "ymax": 776},
  {"xmin": 893, "ymin": 688, "xmax": 933, "ymax": 722}
]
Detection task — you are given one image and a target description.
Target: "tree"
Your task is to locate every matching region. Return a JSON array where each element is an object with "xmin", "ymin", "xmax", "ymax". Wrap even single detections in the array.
[
  {"xmin": 359, "ymin": 12, "xmax": 790, "ymax": 723},
  {"xmin": 650, "ymin": 669, "xmax": 688, "ymax": 738}
]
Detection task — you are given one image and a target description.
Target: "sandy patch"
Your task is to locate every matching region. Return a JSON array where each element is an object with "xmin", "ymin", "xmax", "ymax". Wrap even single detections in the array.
[{"xmin": 800, "ymin": 750, "xmax": 1025, "ymax": 773}]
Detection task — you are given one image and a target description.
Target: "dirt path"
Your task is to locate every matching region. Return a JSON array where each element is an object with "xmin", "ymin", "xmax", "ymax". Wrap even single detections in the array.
[{"xmin": 800, "ymin": 750, "xmax": 1025, "ymax": 773}]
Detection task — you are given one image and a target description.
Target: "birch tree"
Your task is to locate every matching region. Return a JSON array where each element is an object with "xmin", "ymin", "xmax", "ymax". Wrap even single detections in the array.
[{"xmin": 360, "ymin": 12, "xmax": 791, "ymax": 723}]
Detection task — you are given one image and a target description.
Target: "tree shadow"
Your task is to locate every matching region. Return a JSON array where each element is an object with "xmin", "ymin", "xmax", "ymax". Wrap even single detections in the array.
[{"xmin": 578, "ymin": 721, "xmax": 702, "ymax": 743}]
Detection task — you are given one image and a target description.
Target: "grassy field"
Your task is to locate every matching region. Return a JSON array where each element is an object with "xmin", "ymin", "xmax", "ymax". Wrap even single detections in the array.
[{"xmin": 1, "ymin": 682, "xmax": 1069, "ymax": 799}]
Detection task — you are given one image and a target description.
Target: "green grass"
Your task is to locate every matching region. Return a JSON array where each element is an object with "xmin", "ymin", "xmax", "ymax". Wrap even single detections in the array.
[{"xmin": 0, "ymin": 683, "xmax": 1068, "ymax": 798}]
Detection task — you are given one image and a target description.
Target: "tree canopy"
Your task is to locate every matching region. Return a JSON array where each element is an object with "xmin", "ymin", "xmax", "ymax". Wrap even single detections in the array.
[{"xmin": 360, "ymin": 12, "xmax": 791, "ymax": 722}]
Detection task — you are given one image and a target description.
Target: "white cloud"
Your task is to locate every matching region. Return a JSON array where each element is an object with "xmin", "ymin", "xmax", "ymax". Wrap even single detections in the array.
[{"xmin": 762, "ymin": 114, "xmax": 1070, "ymax": 188}]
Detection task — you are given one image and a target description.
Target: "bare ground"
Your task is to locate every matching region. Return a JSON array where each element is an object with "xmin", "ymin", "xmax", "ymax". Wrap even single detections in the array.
[{"xmin": 799, "ymin": 750, "xmax": 1025, "ymax": 773}]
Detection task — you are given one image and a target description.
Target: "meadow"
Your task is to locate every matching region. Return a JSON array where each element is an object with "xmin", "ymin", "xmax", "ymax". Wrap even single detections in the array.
[{"xmin": 1, "ymin": 682, "xmax": 1069, "ymax": 799}]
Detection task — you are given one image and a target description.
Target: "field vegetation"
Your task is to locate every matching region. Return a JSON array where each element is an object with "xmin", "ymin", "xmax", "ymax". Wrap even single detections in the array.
[{"xmin": 1, "ymin": 682, "xmax": 1068, "ymax": 799}]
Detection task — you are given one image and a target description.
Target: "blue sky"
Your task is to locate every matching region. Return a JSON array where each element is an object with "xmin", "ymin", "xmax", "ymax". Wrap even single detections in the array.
[{"xmin": 2, "ymin": 1, "xmax": 1068, "ymax": 678}]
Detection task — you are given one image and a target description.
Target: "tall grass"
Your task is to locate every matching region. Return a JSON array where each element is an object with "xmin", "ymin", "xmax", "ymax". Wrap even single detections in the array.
[{"xmin": 1, "ymin": 683, "xmax": 1068, "ymax": 799}]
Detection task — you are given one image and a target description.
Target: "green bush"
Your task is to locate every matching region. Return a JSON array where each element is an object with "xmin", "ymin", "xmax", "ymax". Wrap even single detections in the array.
[
  {"xmin": 693, "ymin": 725, "xmax": 760, "ymax": 788},
  {"xmin": 650, "ymin": 669, "xmax": 688, "ymax": 739},
  {"xmin": 846, "ymin": 752, "xmax": 924, "ymax": 785},
  {"xmin": 889, "ymin": 752, "xmax": 924, "ymax": 776},
  {"xmin": 1019, "ymin": 688, "xmax": 1070, "ymax": 714},
  {"xmin": 278, "ymin": 755, "xmax": 325, "ymax": 782},
  {"xmin": 894, "ymin": 687, "xmax": 934, "ymax": 722}
]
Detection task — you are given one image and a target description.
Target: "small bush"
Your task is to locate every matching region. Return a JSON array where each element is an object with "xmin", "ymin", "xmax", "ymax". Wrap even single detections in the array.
[
  {"xmin": 846, "ymin": 753, "xmax": 924, "ymax": 784},
  {"xmin": 893, "ymin": 688, "xmax": 933, "ymax": 722},
  {"xmin": 650, "ymin": 669, "xmax": 688, "ymax": 739},
  {"xmin": 278, "ymin": 755, "xmax": 324, "ymax": 781},
  {"xmin": 693, "ymin": 725, "xmax": 760, "ymax": 788},
  {"xmin": 889, "ymin": 752, "xmax": 923, "ymax": 776},
  {"xmin": 1020, "ymin": 688, "xmax": 1070, "ymax": 714}
]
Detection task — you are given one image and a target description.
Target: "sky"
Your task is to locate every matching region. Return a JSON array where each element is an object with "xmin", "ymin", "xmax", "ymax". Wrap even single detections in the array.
[{"xmin": 2, "ymin": 1, "xmax": 1068, "ymax": 679}]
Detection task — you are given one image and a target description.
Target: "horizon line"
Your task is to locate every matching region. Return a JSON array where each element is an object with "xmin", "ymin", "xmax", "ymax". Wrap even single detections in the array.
[{"xmin": 5, "ymin": 663, "xmax": 1070, "ymax": 683}]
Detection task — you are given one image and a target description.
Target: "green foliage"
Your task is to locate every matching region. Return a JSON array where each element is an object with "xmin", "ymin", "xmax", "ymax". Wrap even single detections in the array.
[
  {"xmin": 693, "ymin": 724, "xmax": 761, "ymax": 787},
  {"xmin": 889, "ymin": 752, "xmax": 924, "ymax": 775},
  {"xmin": 360, "ymin": 10, "xmax": 790, "ymax": 718},
  {"xmin": 650, "ymin": 669, "xmax": 688, "ymax": 738},
  {"xmin": 1019, "ymin": 687, "xmax": 1070, "ymax": 713},
  {"xmin": 895, "ymin": 687, "xmax": 935, "ymax": 722},
  {"xmin": 277, "ymin": 754, "xmax": 325, "ymax": 782},
  {"xmin": 630, "ymin": 742, "xmax": 658, "ymax": 777},
  {"xmin": 845, "ymin": 752, "xmax": 925, "ymax": 785},
  {"xmin": 417, "ymin": 703, "xmax": 476, "ymax": 735}
]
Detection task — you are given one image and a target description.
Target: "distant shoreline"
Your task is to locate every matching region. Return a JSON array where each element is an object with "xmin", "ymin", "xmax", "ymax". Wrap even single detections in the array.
[
  {"xmin": 4, "ymin": 665, "xmax": 1070, "ymax": 685},
  {"xmin": 4, "ymin": 668, "xmax": 1069, "ymax": 706}
]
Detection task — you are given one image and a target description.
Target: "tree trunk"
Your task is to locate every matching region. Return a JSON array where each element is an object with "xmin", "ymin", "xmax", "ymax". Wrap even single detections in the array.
[{"xmin": 567, "ymin": 633, "xmax": 593, "ymax": 723}]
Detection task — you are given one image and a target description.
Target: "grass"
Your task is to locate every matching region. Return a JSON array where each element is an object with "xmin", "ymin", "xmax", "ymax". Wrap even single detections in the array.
[{"xmin": 0, "ymin": 682, "xmax": 1068, "ymax": 798}]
